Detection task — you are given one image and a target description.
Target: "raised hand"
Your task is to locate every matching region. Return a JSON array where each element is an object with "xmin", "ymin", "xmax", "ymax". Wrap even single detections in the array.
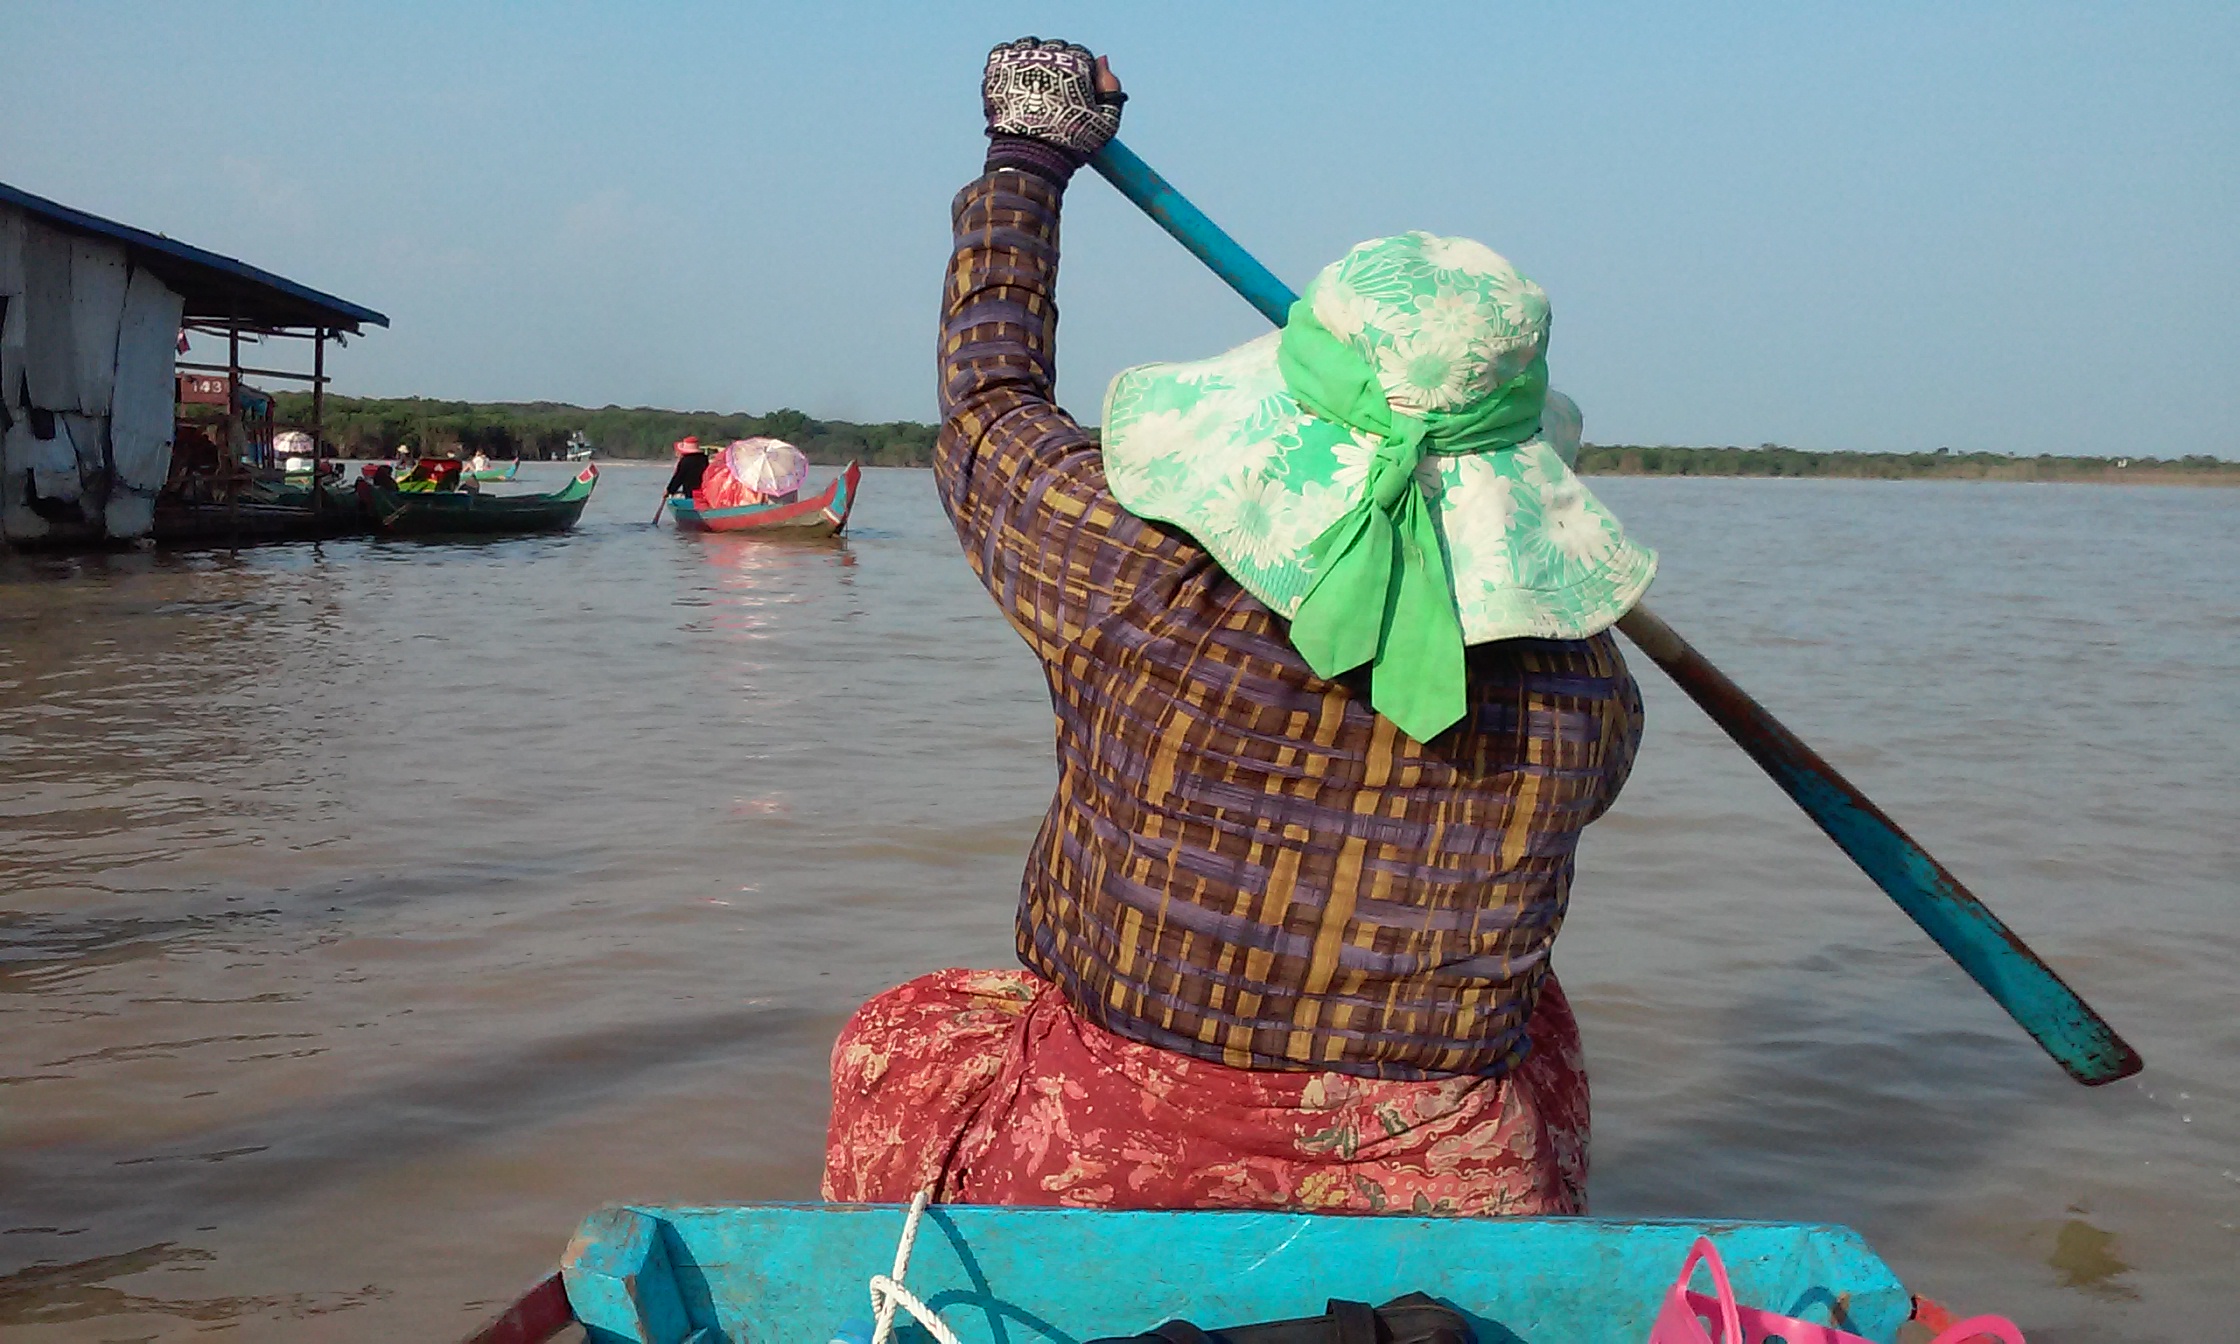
[{"xmin": 981, "ymin": 38, "xmax": 1125, "ymax": 182}]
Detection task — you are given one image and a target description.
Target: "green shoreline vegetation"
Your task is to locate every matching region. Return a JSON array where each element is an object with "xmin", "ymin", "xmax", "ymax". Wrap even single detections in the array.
[
  {"xmin": 276, "ymin": 395, "xmax": 2240, "ymax": 485},
  {"xmin": 273, "ymin": 394, "xmax": 938, "ymax": 468}
]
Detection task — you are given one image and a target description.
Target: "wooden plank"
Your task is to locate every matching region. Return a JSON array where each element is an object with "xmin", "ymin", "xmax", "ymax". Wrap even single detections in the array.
[{"xmin": 176, "ymin": 359, "xmax": 329, "ymax": 383}]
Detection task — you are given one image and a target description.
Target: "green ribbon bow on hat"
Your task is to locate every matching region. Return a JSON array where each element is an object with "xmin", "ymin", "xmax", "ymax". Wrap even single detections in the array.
[{"xmin": 1278, "ymin": 299, "xmax": 1549, "ymax": 742}]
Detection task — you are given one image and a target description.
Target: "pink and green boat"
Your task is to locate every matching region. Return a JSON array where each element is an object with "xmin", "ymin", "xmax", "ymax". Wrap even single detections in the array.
[{"xmin": 669, "ymin": 462, "xmax": 860, "ymax": 538}]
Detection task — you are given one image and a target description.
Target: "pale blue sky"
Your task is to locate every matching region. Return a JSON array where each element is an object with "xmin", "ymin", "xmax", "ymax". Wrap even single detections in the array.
[{"xmin": 3, "ymin": 3, "xmax": 2233, "ymax": 455}]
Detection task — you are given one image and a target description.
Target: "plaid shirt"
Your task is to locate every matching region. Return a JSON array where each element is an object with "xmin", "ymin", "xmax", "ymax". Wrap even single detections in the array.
[{"xmin": 938, "ymin": 169, "xmax": 1643, "ymax": 1079}]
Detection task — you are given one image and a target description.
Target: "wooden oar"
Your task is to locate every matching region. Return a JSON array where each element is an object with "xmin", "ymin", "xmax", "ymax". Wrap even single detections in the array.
[
  {"xmin": 1087, "ymin": 137, "xmax": 2141, "ymax": 1086},
  {"xmin": 651, "ymin": 493, "xmax": 669, "ymax": 526}
]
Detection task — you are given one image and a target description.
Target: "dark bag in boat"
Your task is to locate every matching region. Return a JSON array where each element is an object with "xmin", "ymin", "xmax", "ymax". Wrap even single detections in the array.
[{"xmin": 1088, "ymin": 1292, "xmax": 1471, "ymax": 1344}]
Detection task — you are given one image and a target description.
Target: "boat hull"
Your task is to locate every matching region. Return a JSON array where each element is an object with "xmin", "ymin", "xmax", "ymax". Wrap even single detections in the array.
[
  {"xmin": 466, "ymin": 1202, "xmax": 1915, "ymax": 1344},
  {"xmin": 670, "ymin": 462, "xmax": 859, "ymax": 536},
  {"xmin": 469, "ymin": 461, "xmax": 522, "ymax": 482},
  {"xmin": 359, "ymin": 465, "xmax": 598, "ymax": 536},
  {"xmin": 5, "ymin": 497, "xmax": 371, "ymax": 551}
]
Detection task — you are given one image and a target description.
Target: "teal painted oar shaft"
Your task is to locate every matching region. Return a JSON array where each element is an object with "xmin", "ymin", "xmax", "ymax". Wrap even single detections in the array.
[
  {"xmin": 1086, "ymin": 137, "xmax": 2141, "ymax": 1086},
  {"xmin": 1090, "ymin": 140, "xmax": 1295, "ymax": 327}
]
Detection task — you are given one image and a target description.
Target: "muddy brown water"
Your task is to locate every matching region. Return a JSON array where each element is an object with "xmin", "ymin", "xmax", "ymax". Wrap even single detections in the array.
[{"xmin": 1, "ymin": 464, "xmax": 2234, "ymax": 1340}]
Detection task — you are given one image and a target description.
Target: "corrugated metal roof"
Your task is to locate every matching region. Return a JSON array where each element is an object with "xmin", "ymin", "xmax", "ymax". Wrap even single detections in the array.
[{"xmin": 0, "ymin": 179, "xmax": 389, "ymax": 333}]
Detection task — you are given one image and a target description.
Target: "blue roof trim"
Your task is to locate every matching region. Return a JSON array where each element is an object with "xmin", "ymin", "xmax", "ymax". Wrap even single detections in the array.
[{"xmin": 0, "ymin": 178, "xmax": 388, "ymax": 331}]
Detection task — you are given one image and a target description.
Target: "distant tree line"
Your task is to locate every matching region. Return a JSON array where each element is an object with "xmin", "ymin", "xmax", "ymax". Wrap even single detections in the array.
[
  {"xmin": 271, "ymin": 395, "xmax": 937, "ymax": 466},
  {"xmin": 274, "ymin": 396, "xmax": 2237, "ymax": 483},
  {"xmin": 1570, "ymin": 442, "xmax": 2240, "ymax": 484}
]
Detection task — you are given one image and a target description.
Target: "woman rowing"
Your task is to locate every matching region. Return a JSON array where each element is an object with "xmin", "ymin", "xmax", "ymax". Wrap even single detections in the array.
[
  {"xmin": 825, "ymin": 39, "xmax": 1655, "ymax": 1216},
  {"xmin": 664, "ymin": 436, "xmax": 710, "ymax": 499}
]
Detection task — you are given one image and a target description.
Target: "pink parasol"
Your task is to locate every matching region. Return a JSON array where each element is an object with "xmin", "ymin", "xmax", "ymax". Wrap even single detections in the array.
[{"xmin": 724, "ymin": 437, "xmax": 809, "ymax": 496}]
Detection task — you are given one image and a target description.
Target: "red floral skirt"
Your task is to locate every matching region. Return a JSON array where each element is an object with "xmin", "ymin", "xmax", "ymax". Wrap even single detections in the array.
[{"xmin": 822, "ymin": 968, "xmax": 1588, "ymax": 1216}]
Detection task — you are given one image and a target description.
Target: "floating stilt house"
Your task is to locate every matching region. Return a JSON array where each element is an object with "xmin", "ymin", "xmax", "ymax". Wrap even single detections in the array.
[{"xmin": 0, "ymin": 180, "xmax": 387, "ymax": 547}]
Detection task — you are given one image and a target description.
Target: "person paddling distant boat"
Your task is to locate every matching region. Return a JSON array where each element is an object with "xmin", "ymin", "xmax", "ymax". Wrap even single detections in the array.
[
  {"xmin": 664, "ymin": 436, "xmax": 710, "ymax": 499},
  {"xmin": 823, "ymin": 39, "xmax": 1656, "ymax": 1216}
]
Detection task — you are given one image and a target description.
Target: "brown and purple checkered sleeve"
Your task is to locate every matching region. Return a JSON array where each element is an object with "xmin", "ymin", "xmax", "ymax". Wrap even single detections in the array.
[{"xmin": 936, "ymin": 169, "xmax": 1201, "ymax": 653}]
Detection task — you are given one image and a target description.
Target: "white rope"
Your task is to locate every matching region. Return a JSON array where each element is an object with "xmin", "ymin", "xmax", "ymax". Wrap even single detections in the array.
[{"xmin": 868, "ymin": 1188, "xmax": 964, "ymax": 1344}]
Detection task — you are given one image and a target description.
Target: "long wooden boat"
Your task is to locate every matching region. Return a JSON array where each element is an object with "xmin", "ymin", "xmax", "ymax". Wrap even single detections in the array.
[
  {"xmin": 357, "ymin": 464, "xmax": 598, "ymax": 536},
  {"xmin": 470, "ymin": 460, "xmax": 522, "ymax": 482},
  {"xmin": 464, "ymin": 1203, "xmax": 1943, "ymax": 1344},
  {"xmin": 8, "ymin": 497, "xmax": 371, "ymax": 551},
  {"xmin": 669, "ymin": 461, "xmax": 860, "ymax": 537},
  {"xmin": 152, "ymin": 498, "xmax": 371, "ymax": 545}
]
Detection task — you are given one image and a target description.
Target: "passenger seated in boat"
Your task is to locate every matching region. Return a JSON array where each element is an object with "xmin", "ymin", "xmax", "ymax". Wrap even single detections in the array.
[
  {"xmin": 694, "ymin": 437, "xmax": 807, "ymax": 509},
  {"xmin": 823, "ymin": 39, "xmax": 1656, "ymax": 1219},
  {"xmin": 399, "ymin": 458, "xmax": 463, "ymax": 492}
]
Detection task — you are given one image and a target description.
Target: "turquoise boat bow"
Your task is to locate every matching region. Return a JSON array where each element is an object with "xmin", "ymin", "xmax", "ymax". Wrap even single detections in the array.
[{"xmin": 465, "ymin": 1203, "xmax": 1925, "ymax": 1344}]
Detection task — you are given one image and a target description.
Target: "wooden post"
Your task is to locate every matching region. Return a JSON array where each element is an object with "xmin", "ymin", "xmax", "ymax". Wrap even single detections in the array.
[
  {"xmin": 226, "ymin": 308, "xmax": 241, "ymax": 547},
  {"xmin": 226, "ymin": 313, "xmax": 242, "ymax": 469},
  {"xmin": 311, "ymin": 327, "xmax": 326, "ymax": 520}
]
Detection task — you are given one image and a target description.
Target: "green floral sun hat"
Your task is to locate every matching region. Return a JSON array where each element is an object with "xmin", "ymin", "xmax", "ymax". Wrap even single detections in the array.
[{"xmin": 1101, "ymin": 231, "xmax": 1656, "ymax": 742}]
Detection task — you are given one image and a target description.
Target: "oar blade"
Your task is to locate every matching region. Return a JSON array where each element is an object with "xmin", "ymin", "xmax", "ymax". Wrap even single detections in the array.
[{"xmin": 1617, "ymin": 605, "xmax": 2142, "ymax": 1085}]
